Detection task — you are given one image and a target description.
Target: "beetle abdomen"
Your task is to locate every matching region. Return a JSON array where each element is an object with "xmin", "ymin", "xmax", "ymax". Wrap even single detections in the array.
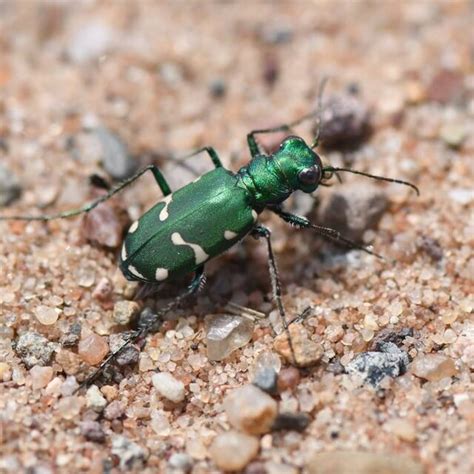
[{"xmin": 119, "ymin": 168, "xmax": 258, "ymax": 283}]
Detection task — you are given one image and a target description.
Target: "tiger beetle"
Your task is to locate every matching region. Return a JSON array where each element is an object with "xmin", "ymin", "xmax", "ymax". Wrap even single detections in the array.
[{"xmin": 0, "ymin": 89, "xmax": 419, "ymax": 386}]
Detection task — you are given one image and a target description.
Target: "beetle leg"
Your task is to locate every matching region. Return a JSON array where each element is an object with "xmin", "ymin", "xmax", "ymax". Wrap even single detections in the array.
[
  {"xmin": 0, "ymin": 164, "xmax": 172, "ymax": 222},
  {"xmin": 269, "ymin": 205, "xmax": 384, "ymax": 259},
  {"xmin": 76, "ymin": 266, "xmax": 206, "ymax": 391},
  {"xmin": 173, "ymin": 146, "xmax": 223, "ymax": 170}
]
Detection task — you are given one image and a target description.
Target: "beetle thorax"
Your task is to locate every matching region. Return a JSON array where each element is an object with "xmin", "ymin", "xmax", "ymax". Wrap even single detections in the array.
[{"xmin": 237, "ymin": 155, "xmax": 293, "ymax": 207}]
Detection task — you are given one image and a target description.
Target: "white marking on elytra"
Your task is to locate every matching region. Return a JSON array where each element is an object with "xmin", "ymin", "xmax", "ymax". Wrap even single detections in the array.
[
  {"xmin": 171, "ymin": 232, "xmax": 209, "ymax": 265},
  {"xmin": 121, "ymin": 243, "xmax": 127, "ymax": 261},
  {"xmin": 159, "ymin": 194, "xmax": 173, "ymax": 221},
  {"xmin": 252, "ymin": 209, "xmax": 258, "ymax": 222},
  {"xmin": 224, "ymin": 230, "xmax": 238, "ymax": 240},
  {"xmin": 192, "ymin": 176, "xmax": 202, "ymax": 184},
  {"xmin": 128, "ymin": 265, "xmax": 145, "ymax": 279},
  {"xmin": 128, "ymin": 220, "xmax": 139, "ymax": 233},
  {"xmin": 155, "ymin": 267, "xmax": 169, "ymax": 281}
]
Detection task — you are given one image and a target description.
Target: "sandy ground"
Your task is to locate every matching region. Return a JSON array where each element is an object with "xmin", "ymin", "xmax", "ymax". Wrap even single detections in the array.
[{"xmin": 0, "ymin": 1, "xmax": 473, "ymax": 473}]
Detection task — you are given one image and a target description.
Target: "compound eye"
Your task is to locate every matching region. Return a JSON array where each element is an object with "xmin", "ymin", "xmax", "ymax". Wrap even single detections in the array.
[{"xmin": 298, "ymin": 166, "xmax": 321, "ymax": 185}]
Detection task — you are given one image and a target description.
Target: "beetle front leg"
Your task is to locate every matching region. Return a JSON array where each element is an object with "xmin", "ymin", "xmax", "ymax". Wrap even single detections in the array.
[{"xmin": 269, "ymin": 205, "xmax": 384, "ymax": 259}]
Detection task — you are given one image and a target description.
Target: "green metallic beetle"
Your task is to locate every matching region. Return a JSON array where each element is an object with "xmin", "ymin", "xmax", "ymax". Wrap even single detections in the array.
[{"xmin": 0, "ymin": 105, "xmax": 419, "ymax": 382}]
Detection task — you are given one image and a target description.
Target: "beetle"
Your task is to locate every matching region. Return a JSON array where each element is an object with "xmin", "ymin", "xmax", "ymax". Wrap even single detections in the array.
[{"xmin": 0, "ymin": 103, "xmax": 419, "ymax": 384}]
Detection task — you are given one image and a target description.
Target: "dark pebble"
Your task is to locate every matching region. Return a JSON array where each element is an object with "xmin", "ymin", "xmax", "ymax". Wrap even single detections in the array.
[
  {"xmin": 0, "ymin": 163, "xmax": 22, "ymax": 207},
  {"xmin": 314, "ymin": 92, "xmax": 371, "ymax": 149},
  {"xmin": 14, "ymin": 331, "xmax": 56, "ymax": 368},
  {"xmin": 81, "ymin": 420, "xmax": 106, "ymax": 443},
  {"xmin": 317, "ymin": 182, "xmax": 388, "ymax": 242},
  {"xmin": 136, "ymin": 307, "xmax": 161, "ymax": 332},
  {"xmin": 277, "ymin": 367, "xmax": 301, "ymax": 392},
  {"xmin": 418, "ymin": 236, "xmax": 444, "ymax": 262},
  {"xmin": 346, "ymin": 341, "xmax": 409, "ymax": 387},
  {"xmin": 252, "ymin": 367, "xmax": 278, "ymax": 395},
  {"xmin": 61, "ymin": 322, "xmax": 82, "ymax": 347},
  {"xmin": 209, "ymin": 78, "xmax": 227, "ymax": 98},
  {"xmin": 94, "ymin": 127, "xmax": 137, "ymax": 180},
  {"xmin": 272, "ymin": 412, "xmax": 311, "ymax": 432}
]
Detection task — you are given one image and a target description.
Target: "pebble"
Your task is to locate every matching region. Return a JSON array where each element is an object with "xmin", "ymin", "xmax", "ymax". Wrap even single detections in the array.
[
  {"xmin": 277, "ymin": 367, "xmax": 301, "ymax": 392},
  {"xmin": 0, "ymin": 163, "xmax": 22, "ymax": 206},
  {"xmin": 315, "ymin": 92, "xmax": 371, "ymax": 149},
  {"xmin": 306, "ymin": 451, "xmax": 424, "ymax": 474},
  {"xmin": 410, "ymin": 354, "xmax": 457, "ymax": 382},
  {"xmin": 317, "ymin": 183, "xmax": 388, "ymax": 242},
  {"xmin": 67, "ymin": 21, "xmax": 115, "ymax": 63},
  {"xmin": 34, "ymin": 305, "xmax": 60, "ymax": 325},
  {"xmin": 168, "ymin": 452, "xmax": 193, "ymax": 472},
  {"xmin": 209, "ymin": 78, "xmax": 227, "ymax": 98},
  {"xmin": 383, "ymin": 418, "xmax": 417, "ymax": 442},
  {"xmin": 104, "ymin": 399, "xmax": 126, "ymax": 420},
  {"xmin": 252, "ymin": 367, "xmax": 278, "ymax": 395},
  {"xmin": 60, "ymin": 322, "xmax": 82, "ymax": 348},
  {"xmin": 205, "ymin": 314, "xmax": 254, "ymax": 361},
  {"xmin": 439, "ymin": 123, "xmax": 466, "ymax": 148},
  {"xmin": 86, "ymin": 385, "xmax": 107, "ymax": 412},
  {"xmin": 209, "ymin": 431, "xmax": 259, "ymax": 471},
  {"xmin": 111, "ymin": 435, "xmax": 147, "ymax": 470},
  {"xmin": 223, "ymin": 384, "xmax": 277, "ymax": 435},
  {"xmin": 427, "ymin": 69, "xmax": 464, "ymax": 104},
  {"xmin": 113, "ymin": 300, "xmax": 140, "ymax": 326},
  {"xmin": 80, "ymin": 420, "xmax": 106, "ymax": 443},
  {"xmin": 272, "ymin": 412, "xmax": 310, "ymax": 432},
  {"xmin": 273, "ymin": 324, "xmax": 323, "ymax": 367},
  {"xmin": 109, "ymin": 333, "xmax": 139, "ymax": 366},
  {"xmin": 57, "ymin": 396, "xmax": 84, "ymax": 420},
  {"xmin": 78, "ymin": 333, "xmax": 109, "ymax": 365},
  {"xmin": 346, "ymin": 342, "xmax": 409, "ymax": 387},
  {"xmin": 14, "ymin": 331, "xmax": 56, "ymax": 368},
  {"xmin": 29, "ymin": 365, "xmax": 54, "ymax": 390},
  {"xmin": 0, "ymin": 362, "xmax": 12, "ymax": 382},
  {"xmin": 94, "ymin": 127, "xmax": 137, "ymax": 180},
  {"xmin": 83, "ymin": 201, "xmax": 123, "ymax": 248},
  {"xmin": 152, "ymin": 372, "xmax": 185, "ymax": 403},
  {"xmin": 92, "ymin": 277, "xmax": 113, "ymax": 301}
]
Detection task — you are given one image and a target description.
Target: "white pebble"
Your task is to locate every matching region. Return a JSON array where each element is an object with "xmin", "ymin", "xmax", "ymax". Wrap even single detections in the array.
[{"xmin": 152, "ymin": 372, "xmax": 185, "ymax": 403}]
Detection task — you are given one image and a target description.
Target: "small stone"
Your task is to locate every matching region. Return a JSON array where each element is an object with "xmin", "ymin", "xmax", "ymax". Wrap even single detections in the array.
[
  {"xmin": 60, "ymin": 322, "xmax": 81, "ymax": 348},
  {"xmin": 57, "ymin": 396, "xmax": 84, "ymax": 420},
  {"xmin": 83, "ymin": 201, "xmax": 123, "ymax": 248},
  {"xmin": 113, "ymin": 300, "xmax": 140, "ymax": 326},
  {"xmin": 410, "ymin": 354, "xmax": 457, "ymax": 382},
  {"xmin": 168, "ymin": 452, "xmax": 193, "ymax": 472},
  {"xmin": 80, "ymin": 420, "xmax": 106, "ymax": 443},
  {"xmin": 205, "ymin": 314, "xmax": 254, "ymax": 361},
  {"xmin": 0, "ymin": 362, "xmax": 12, "ymax": 382},
  {"xmin": 209, "ymin": 78, "xmax": 227, "ymax": 98},
  {"xmin": 15, "ymin": 332, "xmax": 56, "ymax": 368},
  {"xmin": 252, "ymin": 367, "xmax": 278, "ymax": 395},
  {"xmin": 306, "ymin": 451, "xmax": 424, "ymax": 474},
  {"xmin": 265, "ymin": 462, "xmax": 298, "ymax": 474},
  {"xmin": 383, "ymin": 418, "xmax": 417, "ymax": 442},
  {"xmin": 30, "ymin": 365, "xmax": 53, "ymax": 390},
  {"xmin": 223, "ymin": 384, "xmax": 278, "ymax": 435},
  {"xmin": 209, "ymin": 431, "xmax": 259, "ymax": 471},
  {"xmin": 315, "ymin": 92, "xmax": 371, "ymax": 149},
  {"xmin": 317, "ymin": 183, "xmax": 388, "ymax": 242},
  {"xmin": 152, "ymin": 372, "xmax": 185, "ymax": 403},
  {"xmin": 78, "ymin": 333, "xmax": 109, "ymax": 365},
  {"xmin": 92, "ymin": 277, "xmax": 113, "ymax": 301},
  {"xmin": 67, "ymin": 21, "xmax": 115, "ymax": 63},
  {"xmin": 346, "ymin": 342, "xmax": 409, "ymax": 387},
  {"xmin": 55, "ymin": 348, "xmax": 82, "ymax": 375},
  {"xmin": 273, "ymin": 324, "xmax": 323, "ymax": 367},
  {"xmin": 277, "ymin": 367, "xmax": 301, "ymax": 392},
  {"xmin": 272, "ymin": 412, "xmax": 310, "ymax": 432},
  {"xmin": 86, "ymin": 385, "xmax": 107, "ymax": 412},
  {"xmin": 440, "ymin": 123, "xmax": 466, "ymax": 149},
  {"xmin": 94, "ymin": 127, "xmax": 137, "ymax": 180},
  {"xmin": 104, "ymin": 400, "xmax": 126, "ymax": 420},
  {"xmin": 427, "ymin": 69, "xmax": 464, "ymax": 104},
  {"xmin": 111, "ymin": 435, "xmax": 147, "ymax": 470},
  {"xmin": 34, "ymin": 305, "xmax": 60, "ymax": 325},
  {"xmin": 109, "ymin": 333, "xmax": 140, "ymax": 366},
  {"xmin": 0, "ymin": 162, "xmax": 22, "ymax": 206},
  {"xmin": 418, "ymin": 236, "xmax": 443, "ymax": 261}
]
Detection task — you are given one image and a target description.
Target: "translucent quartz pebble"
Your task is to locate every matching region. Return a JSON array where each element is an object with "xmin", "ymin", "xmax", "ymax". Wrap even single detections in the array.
[{"xmin": 205, "ymin": 314, "xmax": 254, "ymax": 361}]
